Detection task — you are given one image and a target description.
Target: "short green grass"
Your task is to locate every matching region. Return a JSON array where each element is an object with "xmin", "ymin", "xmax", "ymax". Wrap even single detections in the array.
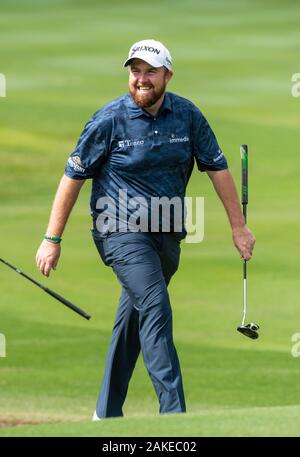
[
  {"xmin": 1, "ymin": 0, "xmax": 300, "ymax": 437},
  {"xmin": 2, "ymin": 406, "xmax": 300, "ymax": 437}
]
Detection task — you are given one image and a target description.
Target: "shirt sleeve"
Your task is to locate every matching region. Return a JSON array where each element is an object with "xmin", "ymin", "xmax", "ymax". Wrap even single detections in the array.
[
  {"xmin": 65, "ymin": 113, "xmax": 112, "ymax": 179},
  {"xmin": 192, "ymin": 106, "xmax": 228, "ymax": 172}
]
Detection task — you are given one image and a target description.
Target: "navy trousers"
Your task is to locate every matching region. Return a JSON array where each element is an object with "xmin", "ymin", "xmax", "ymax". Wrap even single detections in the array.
[{"xmin": 92, "ymin": 231, "xmax": 186, "ymax": 417}]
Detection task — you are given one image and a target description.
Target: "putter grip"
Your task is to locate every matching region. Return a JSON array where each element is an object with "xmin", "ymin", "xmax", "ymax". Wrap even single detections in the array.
[
  {"xmin": 44, "ymin": 287, "xmax": 91, "ymax": 320},
  {"xmin": 240, "ymin": 144, "xmax": 248, "ymax": 205}
]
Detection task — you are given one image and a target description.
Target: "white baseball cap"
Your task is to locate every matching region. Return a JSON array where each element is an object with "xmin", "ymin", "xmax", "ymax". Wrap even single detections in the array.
[{"xmin": 123, "ymin": 39, "xmax": 172, "ymax": 71}]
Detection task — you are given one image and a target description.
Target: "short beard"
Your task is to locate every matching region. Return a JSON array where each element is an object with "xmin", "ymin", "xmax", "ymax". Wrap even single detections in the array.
[{"xmin": 130, "ymin": 84, "xmax": 166, "ymax": 109}]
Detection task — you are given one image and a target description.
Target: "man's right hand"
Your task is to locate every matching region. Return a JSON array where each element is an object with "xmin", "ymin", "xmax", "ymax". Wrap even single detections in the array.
[{"xmin": 36, "ymin": 240, "xmax": 61, "ymax": 277}]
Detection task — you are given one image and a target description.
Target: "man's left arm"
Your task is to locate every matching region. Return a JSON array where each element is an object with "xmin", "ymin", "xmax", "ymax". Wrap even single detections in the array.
[{"xmin": 206, "ymin": 169, "xmax": 256, "ymax": 260}]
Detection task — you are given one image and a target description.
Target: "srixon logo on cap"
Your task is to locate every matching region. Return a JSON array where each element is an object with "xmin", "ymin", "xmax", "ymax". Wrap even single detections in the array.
[{"xmin": 130, "ymin": 45, "xmax": 161, "ymax": 57}]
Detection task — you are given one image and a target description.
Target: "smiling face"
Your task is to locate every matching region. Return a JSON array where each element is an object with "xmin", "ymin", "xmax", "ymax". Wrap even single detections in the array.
[{"xmin": 128, "ymin": 59, "xmax": 173, "ymax": 115}]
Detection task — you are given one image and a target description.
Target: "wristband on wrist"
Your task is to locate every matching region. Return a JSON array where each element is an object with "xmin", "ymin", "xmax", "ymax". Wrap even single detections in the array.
[{"xmin": 44, "ymin": 234, "xmax": 62, "ymax": 244}]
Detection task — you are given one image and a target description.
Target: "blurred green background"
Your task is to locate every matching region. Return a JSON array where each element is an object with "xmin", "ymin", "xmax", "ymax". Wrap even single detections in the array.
[{"xmin": 0, "ymin": 0, "xmax": 300, "ymax": 437}]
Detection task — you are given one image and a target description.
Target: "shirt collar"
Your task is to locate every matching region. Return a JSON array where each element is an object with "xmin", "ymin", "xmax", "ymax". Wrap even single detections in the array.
[{"xmin": 126, "ymin": 92, "xmax": 172, "ymax": 119}]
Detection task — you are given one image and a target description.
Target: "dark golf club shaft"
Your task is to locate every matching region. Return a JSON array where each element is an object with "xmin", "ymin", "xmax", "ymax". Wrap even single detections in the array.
[
  {"xmin": 241, "ymin": 144, "xmax": 248, "ymax": 326},
  {"xmin": 243, "ymin": 202, "xmax": 247, "ymax": 286},
  {"xmin": 242, "ymin": 205, "xmax": 247, "ymax": 325},
  {"xmin": 0, "ymin": 258, "xmax": 91, "ymax": 320},
  {"xmin": 237, "ymin": 145, "xmax": 259, "ymax": 339}
]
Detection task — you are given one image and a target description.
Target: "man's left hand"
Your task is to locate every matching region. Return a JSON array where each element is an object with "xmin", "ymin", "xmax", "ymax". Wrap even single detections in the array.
[{"xmin": 232, "ymin": 226, "xmax": 256, "ymax": 260}]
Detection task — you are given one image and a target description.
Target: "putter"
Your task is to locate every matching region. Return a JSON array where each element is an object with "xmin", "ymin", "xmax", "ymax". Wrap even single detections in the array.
[
  {"xmin": 237, "ymin": 145, "xmax": 259, "ymax": 340},
  {"xmin": 0, "ymin": 258, "xmax": 91, "ymax": 320}
]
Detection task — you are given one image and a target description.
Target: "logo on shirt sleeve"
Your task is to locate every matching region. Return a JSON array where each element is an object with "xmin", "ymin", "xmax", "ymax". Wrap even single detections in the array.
[
  {"xmin": 213, "ymin": 149, "xmax": 224, "ymax": 162},
  {"xmin": 67, "ymin": 155, "xmax": 86, "ymax": 173}
]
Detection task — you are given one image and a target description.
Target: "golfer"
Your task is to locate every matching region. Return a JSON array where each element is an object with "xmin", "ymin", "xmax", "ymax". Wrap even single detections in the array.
[{"xmin": 36, "ymin": 39, "xmax": 255, "ymax": 419}]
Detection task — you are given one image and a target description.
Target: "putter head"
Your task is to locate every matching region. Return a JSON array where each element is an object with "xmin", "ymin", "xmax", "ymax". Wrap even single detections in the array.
[{"xmin": 237, "ymin": 323, "xmax": 259, "ymax": 340}]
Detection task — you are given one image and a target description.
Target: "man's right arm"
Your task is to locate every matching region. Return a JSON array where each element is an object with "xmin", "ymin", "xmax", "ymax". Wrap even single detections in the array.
[{"xmin": 36, "ymin": 175, "xmax": 85, "ymax": 277}]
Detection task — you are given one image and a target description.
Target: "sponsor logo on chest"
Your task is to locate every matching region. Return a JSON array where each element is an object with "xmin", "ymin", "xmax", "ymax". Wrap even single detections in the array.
[
  {"xmin": 118, "ymin": 139, "xmax": 145, "ymax": 148},
  {"xmin": 169, "ymin": 135, "xmax": 190, "ymax": 143},
  {"xmin": 117, "ymin": 134, "xmax": 190, "ymax": 148}
]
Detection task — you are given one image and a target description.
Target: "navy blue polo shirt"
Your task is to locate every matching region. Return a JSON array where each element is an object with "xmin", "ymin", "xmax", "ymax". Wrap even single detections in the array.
[{"xmin": 65, "ymin": 92, "xmax": 228, "ymax": 237}]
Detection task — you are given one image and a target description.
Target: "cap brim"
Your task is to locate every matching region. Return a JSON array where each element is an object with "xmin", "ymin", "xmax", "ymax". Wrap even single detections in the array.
[{"xmin": 123, "ymin": 53, "xmax": 163, "ymax": 69}]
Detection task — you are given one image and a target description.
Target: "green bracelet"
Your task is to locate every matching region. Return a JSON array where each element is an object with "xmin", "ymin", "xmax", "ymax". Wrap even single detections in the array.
[{"xmin": 44, "ymin": 234, "xmax": 62, "ymax": 244}]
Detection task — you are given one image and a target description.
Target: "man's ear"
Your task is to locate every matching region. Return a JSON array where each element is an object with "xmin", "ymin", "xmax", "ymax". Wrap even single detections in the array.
[{"xmin": 165, "ymin": 70, "xmax": 174, "ymax": 84}]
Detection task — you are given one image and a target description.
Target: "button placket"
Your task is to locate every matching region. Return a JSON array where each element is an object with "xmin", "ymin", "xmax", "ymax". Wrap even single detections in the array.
[{"xmin": 152, "ymin": 117, "xmax": 159, "ymax": 146}]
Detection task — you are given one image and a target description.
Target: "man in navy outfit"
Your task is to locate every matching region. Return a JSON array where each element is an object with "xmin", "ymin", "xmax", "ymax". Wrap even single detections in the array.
[{"xmin": 36, "ymin": 39, "xmax": 255, "ymax": 419}]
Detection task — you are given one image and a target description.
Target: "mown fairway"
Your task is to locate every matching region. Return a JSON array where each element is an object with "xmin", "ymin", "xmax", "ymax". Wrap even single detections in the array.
[{"xmin": 0, "ymin": 0, "xmax": 300, "ymax": 437}]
